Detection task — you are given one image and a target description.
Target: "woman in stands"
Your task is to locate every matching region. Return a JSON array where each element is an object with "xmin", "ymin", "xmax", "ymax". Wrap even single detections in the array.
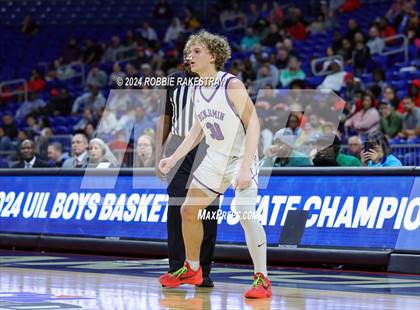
[
  {"xmin": 361, "ymin": 131, "xmax": 402, "ymax": 167},
  {"xmin": 87, "ymin": 138, "xmax": 118, "ymax": 168}
]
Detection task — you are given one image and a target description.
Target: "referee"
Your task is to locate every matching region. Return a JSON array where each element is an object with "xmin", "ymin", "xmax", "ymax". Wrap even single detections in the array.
[{"xmin": 155, "ymin": 57, "xmax": 218, "ymax": 287}]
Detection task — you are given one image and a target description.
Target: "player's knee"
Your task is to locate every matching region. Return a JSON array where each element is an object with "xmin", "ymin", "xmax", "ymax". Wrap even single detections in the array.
[{"xmin": 181, "ymin": 205, "xmax": 197, "ymax": 221}]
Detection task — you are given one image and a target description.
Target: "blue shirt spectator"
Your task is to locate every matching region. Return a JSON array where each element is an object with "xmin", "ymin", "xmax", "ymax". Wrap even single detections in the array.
[
  {"xmin": 368, "ymin": 154, "xmax": 402, "ymax": 167},
  {"xmin": 362, "ymin": 131, "xmax": 403, "ymax": 167}
]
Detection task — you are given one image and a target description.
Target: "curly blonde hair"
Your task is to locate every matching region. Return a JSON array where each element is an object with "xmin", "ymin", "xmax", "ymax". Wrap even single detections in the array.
[{"xmin": 184, "ymin": 30, "xmax": 231, "ymax": 71}]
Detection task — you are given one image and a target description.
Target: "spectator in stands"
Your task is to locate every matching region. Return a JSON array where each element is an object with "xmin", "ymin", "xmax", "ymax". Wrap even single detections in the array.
[
  {"xmin": 339, "ymin": 0, "xmax": 361, "ymax": 13},
  {"xmin": 331, "ymin": 30, "xmax": 343, "ymax": 52},
  {"xmin": 241, "ymin": 27, "xmax": 261, "ymax": 52},
  {"xmin": 382, "ymin": 86, "xmax": 400, "ymax": 110},
  {"xmin": 396, "ymin": 80, "xmax": 420, "ymax": 113},
  {"xmin": 61, "ymin": 38, "xmax": 81, "ymax": 65},
  {"xmin": 262, "ymin": 23, "xmax": 283, "ymax": 47},
  {"xmin": 261, "ymin": 128, "xmax": 312, "ymax": 167},
  {"xmin": 345, "ymin": 19, "xmax": 361, "ymax": 43},
  {"xmin": 109, "ymin": 62, "xmax": 126, "ymax": 88},
  {"xmin": 309, "ymin": 14, "xmax": 328, "ymax": 34},
  {"xmin": 286, "ymin": 114, "xmax": 302, "ymax": 136},
  {"xmin": 2, "ymin": 115, "xmax": 18, "ymax": 140},
  {"xmin": 28, "ymin": 69, "xmax": 46, "ymax": 94},
  {"xmin": 62, "ymin": 133, "xmax": 89, "ymax": 168},
  {"xmin": 82, "ymin": 39, "xmax": 102, "ymax": 65},
  {"xmin": 97, "ymin": 108, "xmax": 119, "ymax": 136},
  {"xmin": 47, "ymin": 142, "xmax": 69, "ymax": 168},
  {"xmin": 408, "ymin": 80, "xmax": 420, "ymax": 107},
  {"xmin": 183, "ymin": 6, "xmax": 201, "ymax": 31},
  {"xmin": 367, "ymin": 26, "xmax": 384, "ymax": 55},
  {"xmin": 21, "ymin": 15, "xmax": 39, "ymax": 36},
  {"xmin": 25, "ymin": 115, "xmax": 40, "ymax": 137},
  {"xmin": 140, "ymin": 22, "xmax": 158, "ymax": 46},
  {"xmin": 134, "ymin": 134, "xmax": 155, "ymax": 167},
  {"xmin": 72, "ymin": 83, "xmax": 106, "ymax": 114},
  {"xmin": 102, "ymin": 36, "xmax": 124, "ymax": 63},
  {"xmin": 370, "ymin": 68, "xmax": 388, "ymax": 94},
  {"xmin": 125, "ymin": 62, "xmax": 140, "ymax": 79},
  {"xmin": 164, "ymin": 18, "xmax": 185, "ymax": 43},
  {"xmin": 347, "ymin": 135, "xmax": 362, "ymax": 160},
  {"xmin": 50, "ymin": 89, "xmax": 73, "ymax": 116},
  {"xmin": 109, "ymin": 129, "xmax": 131, "ymax": 167},
  {"xmin": 86, "ymin": 66, "xmax": 108, "ymax": 89},
  {"xmin": 275, "ymin": 46, "xmax": 290, "ymax": 70},
  {"xmin": 361, "ymin": 131, "xmax": 402, "ymax": 167},
  {"xmin": 254, "ymin": 64, "xmax": 277, "ymax": 91},
  {"xmin": 351, "ymin": 40, "xmax": 371, "ymax": 76},
  {"xmin": 73, "ymin": 108, "xmax": 96, "ymax": 132},
  {"xmin": 133, "ymin": 105, "xmax": 155, "ymax": 141},
  {"xmin": 122, "ymin": 30, "xmax": 137, "ymax": 59},
  {"xmin": 379, "ymin": 101, "xmax": 402, "ymax": 138},
  {"xmin": 15, "ymin": 93, "xmax": 47, "ymax": 119},
  {"xmin": 0, "ymin": 126, "xmax": 14, "ymax": 153},
  {"xmin": 379, "ymin": 17, "xmax": 396, "ymax": 42},
  {"xmin": 342, "ymin": 72, "xmax": 363, "ymax": 107},
  {"xmin": 337, "ymin": 38, "xmax": 353, "ymax": 63},
  {"xmin": 269, "ymin": 1, "xmax": 284, "ymax": 24},
  {"xmin": 398, "ymin": 97, "xmax": 420, "ymax": 139},
  {"xmin": 345, "ymin": 93, "xmax": 380, "ymax": 137},
  {"xmin": 279, "ymin": 56, "xmax": 306, "ymax": 88},
  {"xmin": 247, "ymin": 3, "xmax": 262, "ymax": 27},
  {"xmin": 154, "ymin": 0, "xmax": 173, "ymax": 19},
  {"xmin": 255, "ymin": 84, "xmax": 278, "ymax": 111},
  {"xmin": 317, "ymin": 60, "xmax": 346, "ymax": 92},
  {"xmin": 84, "ymin": 123, "xmax": 96, "ymax": 141},
  {"xmin": 313, "ymin": 134, "xmax": 361, "ymax": 166},
  {"xmin": 87, "ymin": 138, "xmax": 117, "ymax": 168},
  {"xmin": 285, "ymin": 7, "xmax": 308, "ymax": 40},
  {"xmin": 12, "ymin": 139, "xmax": 49, "ymax": 168}
]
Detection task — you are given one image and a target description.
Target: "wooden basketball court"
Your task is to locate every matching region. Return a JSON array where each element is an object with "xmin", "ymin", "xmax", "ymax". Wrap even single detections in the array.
[{"xmin": 1, "ymin": 250, "xmax": 419, "ymax": 309}]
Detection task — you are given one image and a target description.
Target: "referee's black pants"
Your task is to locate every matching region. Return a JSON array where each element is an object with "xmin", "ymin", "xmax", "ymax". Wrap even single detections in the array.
[{"xmin": 166, "ymin": 137, "xmax": 218, "ymax": 277}]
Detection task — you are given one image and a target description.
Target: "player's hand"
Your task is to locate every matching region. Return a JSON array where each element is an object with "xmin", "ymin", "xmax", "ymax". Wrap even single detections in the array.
[
  {"xmin": 159, "ymin": 156, "xmax": 176, "ymax": 175},
  {"xmin": 154, "ymin": 161, "xmax": 165, "ymax": 180},
  {"xmin": 234, "ymin": 168, "xmax": 252, "ymax": 190}
]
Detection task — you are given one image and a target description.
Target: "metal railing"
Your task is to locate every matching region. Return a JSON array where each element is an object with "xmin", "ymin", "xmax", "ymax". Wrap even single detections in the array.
[
  {"xmin": 0, "ymin": 78, "xmax": 28, "ymax": 102},
  {"xmin": 311, "ymin": 55, "xmax": 344, "ymax": 76},
  {"xmin": 379, "ymin": 34, "xmax": 408, "ymax": 63}
]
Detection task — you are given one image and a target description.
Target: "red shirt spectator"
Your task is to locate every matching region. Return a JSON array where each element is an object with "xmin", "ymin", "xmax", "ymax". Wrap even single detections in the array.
[
  {"xmin": 288, "ymin": 22, "xmax": 307, "ymax": 40},
  {"xmin": 340, "ymin": 0, "xmax": 361, "ymax": 13},
  {"xmin": 397, "ymin": 80, "xmax": 420, "ymax": 113}
]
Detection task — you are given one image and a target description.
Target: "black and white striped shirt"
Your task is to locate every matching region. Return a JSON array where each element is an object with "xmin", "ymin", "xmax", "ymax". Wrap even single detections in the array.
[{"xmin": 165, "ymin": 72, "xmax": 195, "ymax": 137}]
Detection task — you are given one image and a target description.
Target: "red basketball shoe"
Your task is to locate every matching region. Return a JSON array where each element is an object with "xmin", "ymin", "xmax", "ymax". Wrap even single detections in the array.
[
  {"xmin": 159, "ymin": 262, "xmax": 203, "ymax": 288},
  {"xmin": 244, "ymin": 273, "xmax": 272, "ymax": 298}
]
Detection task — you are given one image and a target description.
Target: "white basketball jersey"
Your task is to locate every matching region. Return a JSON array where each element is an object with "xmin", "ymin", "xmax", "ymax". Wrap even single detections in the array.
[{"xmin": 194, "ymin": 71, "xmax": 246, "ymax": 157}]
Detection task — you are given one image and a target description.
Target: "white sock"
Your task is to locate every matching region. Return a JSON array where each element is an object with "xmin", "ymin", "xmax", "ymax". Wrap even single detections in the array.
[
  {"xmin": 235, "ymin": 189, "xmax": 268, "ymax": 277},
  {"xmin": 187, "ymin": 260, "xmax": 200, "ymax": 271}
]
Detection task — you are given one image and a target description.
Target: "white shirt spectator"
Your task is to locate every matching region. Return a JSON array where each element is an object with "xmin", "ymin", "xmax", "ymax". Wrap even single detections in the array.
[
  {"xmin": 164, "ymin": 18, "xmax": 184, "ymax": 42},
  {"xmin": 318, "ymin": 71, "xmax": 347, "ymax": 92},
  {"xmin": 72, "ymin": 91, "xmax": 106, "ymax": 114},
  {"xmin": 367, "ymin": 37, "xmax": 384, "ymax": 55}
]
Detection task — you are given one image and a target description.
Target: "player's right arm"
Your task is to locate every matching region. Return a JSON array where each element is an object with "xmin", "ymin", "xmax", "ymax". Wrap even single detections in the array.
[{"xmin": 159, "ymin": 114, "xmax": 203, "ymax": 174}]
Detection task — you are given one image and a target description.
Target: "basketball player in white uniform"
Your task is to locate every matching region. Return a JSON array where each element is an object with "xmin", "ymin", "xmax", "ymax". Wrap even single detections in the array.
[{"xmin": 159, "ymin": 30, "xmax": 271, "ymax": 298}]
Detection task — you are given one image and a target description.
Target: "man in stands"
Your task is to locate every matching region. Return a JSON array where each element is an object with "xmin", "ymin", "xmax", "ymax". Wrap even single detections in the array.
[
  {"xmin": 12, "ymin": 139, "xmax": 49, "ymax": 168},
  {"xmin": 62, "ymin": 133, "xmax": 89, "ymax": 168},
  {"xmin": 48, "ymin": 142, "xmax": 69, "ymax": 168},
  {"xmin": 398, "ymin": 97, "xmax": 420, "ymax": 139},
  {"xmin": 347, "ymin": 136, "xmax": 362, "ymax": 160}
]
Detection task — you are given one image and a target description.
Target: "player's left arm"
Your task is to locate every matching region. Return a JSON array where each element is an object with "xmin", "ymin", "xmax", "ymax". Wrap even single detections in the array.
[{"xmin": 227, "ymin": 78, "xmax": 260, "ymax": 188}]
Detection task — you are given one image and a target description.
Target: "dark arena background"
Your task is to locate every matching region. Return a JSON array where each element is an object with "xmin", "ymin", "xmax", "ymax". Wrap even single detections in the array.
[{"xmin": 0, "ymin": 0, "xmax": 419, "ymax": 309}]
